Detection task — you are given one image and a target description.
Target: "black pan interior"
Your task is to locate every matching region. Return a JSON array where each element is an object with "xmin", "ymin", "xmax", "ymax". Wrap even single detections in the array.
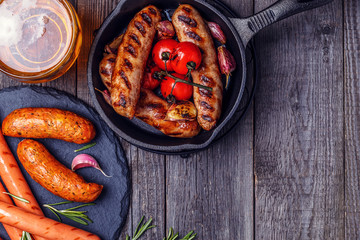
[{"xmin": 87, "ymin": 0, "xmax": 246, "ymax": 153}]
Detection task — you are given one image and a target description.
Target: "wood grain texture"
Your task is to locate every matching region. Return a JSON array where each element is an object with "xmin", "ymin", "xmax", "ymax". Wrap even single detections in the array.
[
  {"xmin": 165, "ymin": 0, "xmax": 254, "ymax": 239},
  {"xmin": 254, "ymin": 0, "xmax": 344, "ymax": 239},
  {"xmin": 344, "ymin": 0, "xmax": 360, "ymax": 239}
]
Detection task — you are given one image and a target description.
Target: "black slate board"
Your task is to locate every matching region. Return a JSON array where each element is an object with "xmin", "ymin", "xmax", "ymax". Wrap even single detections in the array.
[{"xmin": 0, "ymin": 86, "xmax": 130, "ymax": 240}]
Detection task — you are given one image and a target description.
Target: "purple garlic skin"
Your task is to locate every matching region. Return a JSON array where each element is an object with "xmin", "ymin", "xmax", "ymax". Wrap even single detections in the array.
[
  {"xmin": 208, "ymin": 22, "xmax": 226, "ymax": 45},
  {"xmin": 156, "ymin": 20, "xmax": 175, "ymax": 40},
  {"xmin": 217, "ymin": 46, "xmax": 236, "ymax": 89}
]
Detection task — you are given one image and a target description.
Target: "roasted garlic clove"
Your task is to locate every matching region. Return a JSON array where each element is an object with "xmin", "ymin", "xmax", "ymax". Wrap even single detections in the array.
[
  {"xmin": 208, "ymin": 22, "xmax": 226, "ymax": 44},
  {"xmin": 217, "ymin": 46, "xmax": 236, "ymax": 89},
  {"xmin": 165, "ymin": 101, "xmax": 197, "ymax": 121}
]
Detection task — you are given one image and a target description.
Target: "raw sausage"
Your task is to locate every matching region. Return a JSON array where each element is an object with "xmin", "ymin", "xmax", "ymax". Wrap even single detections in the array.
[
  {"xmin": 2, "ymin": 108, "xmax": 96, "ymax": 144},
  {"xmin": 17, "ymin": 139, "xmax": 103, "ymax": 203},
  {"xmin": 111, "ymin": 5, "xmax": 161, "ymax": 119},
  {"xmin": 135, "ymin": 89, "xmax": 201, "ymax": 138},
  {"xmin": 0, "ymin": 130, "xmax": 46, "ymax": 240},
  {"xmin": 0, "ymin": 200, "xmax": 100, "ymax": 240},
  {"xmin": 0, "ymin": 181, "xmax": 24, "ymax": 240},
  {"xmin": 172, "ymin": 4, "xmax": 223, "ymax": 130}
]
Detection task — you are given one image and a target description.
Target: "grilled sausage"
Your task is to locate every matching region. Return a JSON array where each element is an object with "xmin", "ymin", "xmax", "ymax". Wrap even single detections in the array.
[
  {"xmin": 111, "ymin": 5, "xmax": 161, "ymax": 119},
  {"xmin": 172, "ymin": 5, "xmax": 223, "ymax": 130},
  {"xmin": 99, "ymin": 53, "xmax": 116, "ymax": 90},
  {"xmin": 2, "ymin": 108, "xmax": 96, "ymax": 144},
  {"xmin": 0, "ymin": 201, "xmax": 100, "ymax": 240},
  {"xmin": 17, "ymin": 139, "xmax": 103, "ymax": 203},
  {"xmin": 135, "ymin": 89, "xmax": 201, "ymax": 138}
]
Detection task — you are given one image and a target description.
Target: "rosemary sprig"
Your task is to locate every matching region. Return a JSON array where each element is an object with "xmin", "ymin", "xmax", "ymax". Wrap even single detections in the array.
[
  {"xmin": 3, "ymin": 192, "xmax": 29, "ymax": 203},
  {"xmin": 43, "ymin": 201, "xmax": 95, "ymax": 225},
  {"xmin": 21, "ymin": 231, "xmax": 32, "ymax": 240},
  {"xmin": 74, "ymin": 142, "xmax": 96, "ymax": 152},
  {"xmin": 179, "ymin": 231, "xmax": 197, "ymax": 240},
  {"xmin": 163, "ymin": 228, "xmax": 197, "ymax": 240},
  {"xmin": 127, "ymin": 217, "xmax": 197, "ymax": 240},
  {"xmin": 125, "ymin": 216, "xmax": 156, "ymax": 240}
]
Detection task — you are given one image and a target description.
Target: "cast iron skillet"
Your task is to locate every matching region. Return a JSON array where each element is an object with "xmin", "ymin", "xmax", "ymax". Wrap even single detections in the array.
[{"xmin": 88, "ymin": 0, "xmax": 333, "ymax": 154}]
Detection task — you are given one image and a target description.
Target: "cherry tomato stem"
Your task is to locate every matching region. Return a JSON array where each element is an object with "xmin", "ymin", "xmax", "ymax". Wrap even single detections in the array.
[{"xmin": 159, "ymin": 71, "xmax": 213, "ymax": 92}]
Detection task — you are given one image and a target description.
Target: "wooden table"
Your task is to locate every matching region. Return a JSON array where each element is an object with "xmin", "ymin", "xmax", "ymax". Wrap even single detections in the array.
[{"xmin": 0, "ymin": 0, "xmax": 358, "ymax": 239}]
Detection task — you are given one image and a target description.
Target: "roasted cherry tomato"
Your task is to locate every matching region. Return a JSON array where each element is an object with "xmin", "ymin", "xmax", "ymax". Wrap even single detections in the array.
[
  {"xmin": 170, "ymin": 42, "xmax": 202, "ymax": 75},
  {"xmin": 161, "ymin": 73, "xmax": 193, "ymax": 101},
  {"xmin": 152, "ymin": 39, "xmax": 178, "ymax": 71},
  {"xmin": 142, "ymin": 63, "xmax": 161, "ymax": 90}
]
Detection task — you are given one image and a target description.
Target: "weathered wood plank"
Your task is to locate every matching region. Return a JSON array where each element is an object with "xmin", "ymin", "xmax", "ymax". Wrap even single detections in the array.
[
  {"xmin": 165, "ymin": 0, "xmax": 254, "ymax": 239},
  {"xmin": 254, "ymin": 0, "xmax": 344, "ymax": 239},
  {"xmin": 344, "ymin": 0, "xmax": 360, "ymax": 239}
]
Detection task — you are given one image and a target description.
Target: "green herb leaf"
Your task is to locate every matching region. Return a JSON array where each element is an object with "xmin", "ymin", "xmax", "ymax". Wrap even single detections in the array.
[
  {"xmin": 180, "ymin": 231, "xmax": 196, "ymax": 240},
  {"xmin": 44, "ymin": 201, "xmax": 95, "ymax": 225},
  {"xmin": 126, "ymin": 217, "xmax": 197, "ymax": 240},
  {"xmin": 125, "ymin": 216, "xmax": 156, "ymax": 240},
  {"xmin": 3, "ymin": 192, "xmax": 29, "ymax": 203},
  {"xmin": 74, "ymin": 142, "xmax": 96, "ymax": 152},
  {"xmin": 21, "ymin": 231, "xmax": 32, "ymax": 240}
]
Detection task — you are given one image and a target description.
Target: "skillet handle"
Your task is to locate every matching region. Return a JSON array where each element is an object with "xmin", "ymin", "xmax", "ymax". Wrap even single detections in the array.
[{"xmin": 229, "ymin": 0, "xmax": 333, "ymax": 47}]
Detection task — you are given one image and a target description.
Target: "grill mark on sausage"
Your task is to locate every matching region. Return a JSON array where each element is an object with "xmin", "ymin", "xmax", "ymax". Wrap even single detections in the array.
[
  {"xmin": 146, "ymin": 103, "xmax": 163, "ymax": 110},
  {"xmin": 125, "ymin": 44, "xmax": 137, "ymax": 57},
  {"xmin": 124, "ymin": 59, "xmax": 133, "ymax": 70},
  {"xmin": 185, "ymin": 31, "xmax": 201, "ymax": 41},
  {"xmin": 183, "ymin": 7, "xmax": 192, "ymax": 13},
  {"xmin": 130, "ymin": 33, "xmax": 141, "ymax": 45},
  {"xmin": 120, "ymin": 71, "xmax": 131, "ymax": 90},
  {"xmin": 202, "ymin": 115, "xmax": 213, "ymax": 122},
  {"xmin": 149, "ymin": 7, "xmax": 157, "ymax": 15},
  {"xmin": 200, "ymin": 101, "xmax": 213, "ymax": 110},
  {"xmin": 100, "ymin": 68, "xmax": 111, "ymax": 76},
  {"xmin": 141, "ymin": 13, "xmax": 152, "ymax": 26},
  {"xmin": 134, "ymin": 21, "xmax": 146, "ymax": 36},
  {"xmin": 114, "ymin": 94, "xmax": 126, "ymax": 107},
  {"xmin": 199, "ymin": 88, "xmax": 213, "ymax": 98},
  {"xmin": 107, "ymin": 57, "xmax": 115, "ymax": 63},
  {"xmin": 200, "ymin": 75, "xmax": 213, "ymax": 85},
  {"xmin": 178, "ymin": 15, "xmax": 197, "ymax": 27}
]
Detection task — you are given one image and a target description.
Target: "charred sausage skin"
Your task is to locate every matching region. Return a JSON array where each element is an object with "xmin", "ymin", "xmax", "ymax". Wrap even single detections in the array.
[
  {"xmin": 17, "ymin": 139, "xmax": 103, "ymax": 203},
  {"xmin": 172, "ymin": 4, "xmax": 223, "ymax": 131},
  {"xmin": 111, "ymin": 5, "xmax": 162, "ymax": 119},
  {"xmin": 99, "ymin": 53, "xmax": 116, "ymax": 91},
  {"xmin": 99, "ymin": 57, "xmax": 201, "ymax": 138},
  {"xmin": 2, "ymin": 108, "xmax": 96, "ymax": 144},
  {"xmin": 135, "ymin": 89, "xmax": 201, "ymax": 138}
]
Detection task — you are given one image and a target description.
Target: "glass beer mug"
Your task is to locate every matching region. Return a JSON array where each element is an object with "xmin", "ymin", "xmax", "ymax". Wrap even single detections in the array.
[{"xmin": 0, "ymin": 0, "xmax": 82, "ymax": 83}]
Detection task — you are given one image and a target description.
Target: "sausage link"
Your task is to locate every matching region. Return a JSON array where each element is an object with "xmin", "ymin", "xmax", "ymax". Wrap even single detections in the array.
[
  {"xmin": 135, "ymin": 89, "xmax": 201, "ymax": 138},
  {"xmin": 172, "ymin": 4, "xmax": 223, "ymax": 130},
  {"xmin": 111, "ymin": 5, "xmax": 161, "ymax": 119},
  {"xmin": 0, "ymin": 200, "xmax": 100, "ymax": 240},
  {"xmin": 17, "ymin": 139, "xmax": 103, "ymax": 203},
  {"xmin": 0, "ymin": 130, "xmax": 46, "ymax": 240},
  {"xmin": 0, "ymin": 181, "xmax": 24, "ymax": 240},
  {"xmin": 2, "ymin": 108, "xmax": 96, "ymax": 144}
]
